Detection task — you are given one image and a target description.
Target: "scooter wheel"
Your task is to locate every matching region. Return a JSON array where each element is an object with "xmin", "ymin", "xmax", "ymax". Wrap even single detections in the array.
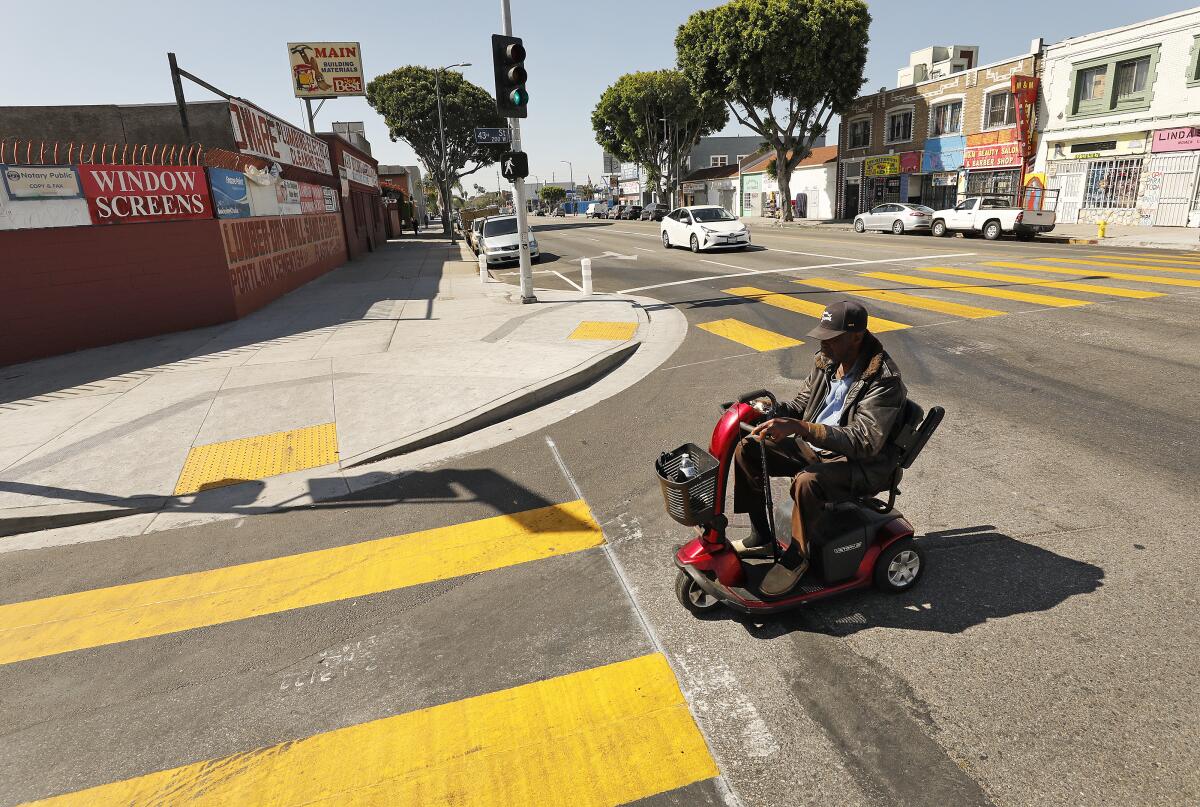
[
  {"xmin": 676, "ymin": 569, "xmax": 722, "ymax": 615},
  {"xmin": 873, "ymin": 537, "xmax": 925, "ymax": 593}
]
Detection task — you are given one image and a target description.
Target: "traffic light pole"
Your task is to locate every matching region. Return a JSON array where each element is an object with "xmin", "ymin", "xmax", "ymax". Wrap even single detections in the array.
[{"xmin": 501, "ymin": 0, "xmax": 536, "ymax": 304}]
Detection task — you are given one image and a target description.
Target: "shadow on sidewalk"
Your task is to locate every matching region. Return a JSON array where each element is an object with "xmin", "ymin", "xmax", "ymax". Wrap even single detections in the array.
[{"xmin": 1, "ymin": 238, "xmax": 457, "ymax": 405}]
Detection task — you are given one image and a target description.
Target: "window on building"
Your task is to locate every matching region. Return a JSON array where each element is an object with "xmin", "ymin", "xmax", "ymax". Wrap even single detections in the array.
[
  {"xmin": 1069, "ymin": 46, "xmax": 1160, "ymax": 116},
  {"xmin": 887, "ymin": 110, "xmax": 913, "ymax": 143},
  {"xmin": 985, "ymin": 92, "xmax": 1016, "ymax": 128},
  {"xmin": 1077, "ymin": 65, "xmax": 1107, "ymax": 103},
  {"xmin": 710, "ymin": 155, "xmax": 728, "ymax": 167},
  {"xmin": 1191, "ymin": 36, "xmax": 1200, "ymax": 85},
  {"xmin": 848, "ymin": 119, "xmax": 871, "ymax": 148},
  {"xmin": 931, "ymin": 101, "xmax": 962, "ymax": 136},
  {"xmin": 1083, "ymin": 158, "xmax": 1142, "ymax": 209},
  {"xmin": 1115, "ymin": 56, "xmax": 1150, "ymax": 99}
]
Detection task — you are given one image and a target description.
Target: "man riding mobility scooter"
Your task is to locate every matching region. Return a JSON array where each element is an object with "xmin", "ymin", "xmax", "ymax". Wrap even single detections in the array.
[{"xmin": 657, "ymin": 389, "xmax": 944, "ymax": 615}]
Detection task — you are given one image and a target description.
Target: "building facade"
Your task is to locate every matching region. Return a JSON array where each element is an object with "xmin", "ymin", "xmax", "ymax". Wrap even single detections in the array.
[
  {"xmin": 1035, "ymin": 8, "xmax": 1200, "ymax": 227},
  {"xmin": 737, "ymin": 145, "xmax": 838, "ymax": 218},
  {"xmin": 837, "ymin": 46, "xmax": 1042, "ymax": 217}
]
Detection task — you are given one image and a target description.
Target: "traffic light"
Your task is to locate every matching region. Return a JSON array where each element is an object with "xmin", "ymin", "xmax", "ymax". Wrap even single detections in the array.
[{"xmin": 491, "ymin": 34, "xmax": 528, "ymax": 118}]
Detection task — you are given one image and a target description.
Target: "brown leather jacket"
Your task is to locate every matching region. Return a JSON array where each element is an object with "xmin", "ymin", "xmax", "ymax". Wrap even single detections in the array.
[{"xmin": 776, "ymin": 332, "xmax": 908, "ymax": 492}]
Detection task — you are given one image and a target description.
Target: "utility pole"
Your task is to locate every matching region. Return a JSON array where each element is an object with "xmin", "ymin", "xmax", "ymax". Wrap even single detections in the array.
[
  {"xmin": 501, "ymin": 0, "xmax": 536, "ymax": 303},
  {"xmin": 434, "ymin": 67, "xmax": 454, "ymax": 243},
  {"xmin": 560, "ymin": 160, "xmax": 573, "ymax": 214}
]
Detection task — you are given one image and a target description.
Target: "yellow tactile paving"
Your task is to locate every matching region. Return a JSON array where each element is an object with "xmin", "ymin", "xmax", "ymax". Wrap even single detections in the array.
[
  {"xmin": 912, "ymin": 267, "xmax": 1163, "ymax": 299},
  {"xmin": 174, "ymin": 423, "xmax": 338, "ymax": 495},
  {"xmin": 985, "ymin": 261, "xmax": 1200, "ymax": 288},
  {"xmin": 28, "ymin": 653, "xmax": 719, "ymax": 807},
  {"xmin": 0, "ymin": 500, "xmax": 603, "ymax": 666},
  {"xmin": 862, "ymin": 271, "xmax": 1091, "ymax": 308},
  {"xmin": 570, "ymin": 321, "xmax": 639, "ymax": 340},
  {"xmin": 1037, "ymin": 257, "xmax": 1200, "ymax": 277},
  {"xmin": 1098, "ymin": 253, "xmax": 1200, "ymax": 265},
  {"xmin": 795, "ymin": 277, "xmax": 1005, "ymax": 319},
  {"xmin": 724, "ymin": 286, "xmax": 911, "ymax": 331},
  {"xmin": 697, "ymin": 319, "xmax": 804, "ymax": 351}
]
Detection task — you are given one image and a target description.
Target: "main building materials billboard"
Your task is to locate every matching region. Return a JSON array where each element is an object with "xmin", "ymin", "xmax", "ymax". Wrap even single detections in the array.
[{"xmin": 288, "ymin": 42, "xmax": 366, "ymax": 98}]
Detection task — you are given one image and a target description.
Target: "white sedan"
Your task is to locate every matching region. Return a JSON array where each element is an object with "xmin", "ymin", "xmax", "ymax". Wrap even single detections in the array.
[{"xmin": 660, "ymin": 205, "xmax": 750, "ymax": 252}]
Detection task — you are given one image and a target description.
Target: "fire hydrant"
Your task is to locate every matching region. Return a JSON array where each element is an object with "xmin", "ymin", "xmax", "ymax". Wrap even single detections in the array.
[{"xmin": 1097, "ymin": 220, "xmax": 1108, "ymax": 239}]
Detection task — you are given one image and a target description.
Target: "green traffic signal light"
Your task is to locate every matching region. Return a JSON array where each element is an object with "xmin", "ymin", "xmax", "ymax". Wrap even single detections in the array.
[{"xmin": 509, "ymin": 88, "xmax": 528, "ymax": 107}]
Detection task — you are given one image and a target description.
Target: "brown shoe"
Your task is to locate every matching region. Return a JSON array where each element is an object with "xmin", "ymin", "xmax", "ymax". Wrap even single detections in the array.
[
  {"xmin": 760, "ymin": 543, "xmax": 809, "ymax": 596},
  {"xmin": 730, "ymin": 530, "xmax": 774, "ymax": 558}
]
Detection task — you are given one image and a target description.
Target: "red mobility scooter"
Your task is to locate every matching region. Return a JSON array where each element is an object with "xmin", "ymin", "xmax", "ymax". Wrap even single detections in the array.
[{"xmin": 657, "ymin": 390, "xmax": 944, "ymax": 615}]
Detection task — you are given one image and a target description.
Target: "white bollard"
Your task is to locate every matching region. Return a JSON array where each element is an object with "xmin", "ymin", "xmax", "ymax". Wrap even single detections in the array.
[
  {"xmin": 581, "ymin": 258, "xmax": 593, "ymax": 297},
  {"xmin": 479, "ymin": 252, "xmax": 488, "ymax": 284}
]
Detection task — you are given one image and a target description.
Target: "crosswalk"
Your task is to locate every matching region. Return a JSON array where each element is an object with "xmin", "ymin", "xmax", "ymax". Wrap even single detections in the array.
[
  {"xmin": 696, "ymin": 253, "xmax": 1199, "ymax": 352},
  {"xmin": 1, "ymin": 500, "xmax": 721, "ymax": 805}
]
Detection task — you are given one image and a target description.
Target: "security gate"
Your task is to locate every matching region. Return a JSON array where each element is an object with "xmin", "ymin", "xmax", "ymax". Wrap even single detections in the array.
[
  {"xmin": 1048, "ymin": 163, "xmax": 1085, "ymax": 224},
  {"xmin": 1148, "ymin": 153, "xmax": 1199, "ymax": 227}
]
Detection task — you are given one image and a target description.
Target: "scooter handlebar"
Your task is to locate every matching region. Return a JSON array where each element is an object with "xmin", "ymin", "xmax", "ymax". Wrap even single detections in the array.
[{"xmin": 736, "ymin": 389, "xmax": 777, "ymax": 405}]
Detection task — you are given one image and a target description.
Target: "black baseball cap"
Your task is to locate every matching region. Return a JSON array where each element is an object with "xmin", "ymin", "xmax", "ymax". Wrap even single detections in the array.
[{"xmin": 807, "ymin": 299, "xmax": 869, "ymax": 340}]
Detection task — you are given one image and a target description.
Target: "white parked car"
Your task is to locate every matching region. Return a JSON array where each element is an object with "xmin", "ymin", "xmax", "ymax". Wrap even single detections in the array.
[
  {"xmin": 853, "ymin": 203, "xmax": 934, "ymax": 234},
  {"xmin": 478, "ymin": 215, "xmax": 540, "ymax": 265},
  {"xmin": 930, "ymin": 196, "xmax": 1056, "ymax": 241},
  {"xmin": 660, "ymin": 205, "xmax": 750, "ymax": 252}
]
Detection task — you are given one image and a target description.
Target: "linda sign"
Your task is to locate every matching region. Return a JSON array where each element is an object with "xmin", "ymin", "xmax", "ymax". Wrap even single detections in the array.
[
  {"xmin": 77, "ymin": 165, "xmax": 212, "ymax": 225},
  {"xmin": 1151, "ymin": 127, "xmax": 1200, "ymax": 153}
]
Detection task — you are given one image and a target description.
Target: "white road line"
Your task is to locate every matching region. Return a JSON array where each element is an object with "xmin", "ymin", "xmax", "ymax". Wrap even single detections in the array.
[
  {"xmin": 616, "ymin": 251, "xmax": 978, "ymax": 294},
  {"xmin": 585, "ymin": 237, "xmax": 601, "ymax": 242},
  {"xmin": 609, "ymin": 229, "xmax": 655, "ymax": 236},
  {"xmin": 760, "ymin": 245, "xmax": 860, "ymax": 261},
  {"xmin": 632, "ymin": 246, "xmax": 656, "ymax": 253},
  {"xmin": 552, "ymin": 270, "xmax": 583, "ymax": 291},
  {"xmin": 699, "ymin": 259, "xmax": 758, "ymax": 273}
]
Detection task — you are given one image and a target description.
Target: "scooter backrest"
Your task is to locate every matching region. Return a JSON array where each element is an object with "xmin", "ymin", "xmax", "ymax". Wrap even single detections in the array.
[{"xmin": 898, "ymin": 404, "xmax": 945, "ymax": 469}]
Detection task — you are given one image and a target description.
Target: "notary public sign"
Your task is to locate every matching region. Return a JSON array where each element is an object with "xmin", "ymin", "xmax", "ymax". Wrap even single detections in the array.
[
  {"xmin": 288, "ymin": 42, "xmax": 366, "ymax": 98},
  {"xmin": 229, "ymin": 99, "xmax": 333, "ymax": 175},
  {"xmin": 2, "ymin": 165, "xmax": 82, "ymax": 199},
  {"xmin": 77, "ymin": 164, "xmax": 212, "ymax": 225}
]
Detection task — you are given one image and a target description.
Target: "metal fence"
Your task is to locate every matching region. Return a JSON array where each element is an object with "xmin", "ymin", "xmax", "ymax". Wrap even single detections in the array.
[
  {"xmin": 1083, "ymin": 158, "xmax": 1142, "ymax": 209},
  {"xmin": 0, "ymin": 140, "xmax": 268, "ymax": 174}
]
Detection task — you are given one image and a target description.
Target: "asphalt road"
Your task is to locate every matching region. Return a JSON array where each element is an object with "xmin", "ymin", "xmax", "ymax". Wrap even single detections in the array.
[{"xmin": 2, "ymin": 219, "xmax": 1197, "ymax": 806}]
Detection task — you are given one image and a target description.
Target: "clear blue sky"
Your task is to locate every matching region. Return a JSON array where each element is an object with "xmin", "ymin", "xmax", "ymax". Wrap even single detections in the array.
[{"xmin": 3, "ymin": 1, "xmax": 1192, "ymax": 191}]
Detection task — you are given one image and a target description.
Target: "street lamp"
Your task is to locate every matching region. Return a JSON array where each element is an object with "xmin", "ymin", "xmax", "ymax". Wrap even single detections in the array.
[
  {"xmin": 435, "ymin": 62, "xmax": 471, "ymax": 243},
  {"xmin": 560, "ymin": 160, "xmax": 574, "ymax": 215}
]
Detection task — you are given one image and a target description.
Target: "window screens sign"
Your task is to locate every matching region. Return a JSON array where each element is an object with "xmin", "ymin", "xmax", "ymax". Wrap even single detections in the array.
[{"xmin": 78, "ymin": 165, "xmax": 212, "ymax": 225}]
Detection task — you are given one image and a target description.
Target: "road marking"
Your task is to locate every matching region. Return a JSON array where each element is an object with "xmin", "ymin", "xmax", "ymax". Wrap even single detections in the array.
[
  {"xmin": 0, "ymin": 500, "xmax": 602, "ymax": 666},
  {"xmin": 724, "ymin": 286, "xmax": 911, "ymax": 331},
  {"xmin": 1098, "ymin": 253, "xmax": 1200, "ymax": 265},
  {"xmin": 609, "ymin": 229, "xmax": 656, "ymax": 237},
  {"xmin": 633, "ymin": 246, "xmax": 657, "ymax": 253},
  {"xmin": 174, "ymin": 423, "xmax": 338, "ymax": 495},
  {"xmin": 762, "ymin": 245, "xmax": 863, "ymax": 261},
  {"xmin": 552, "ymin": 270, "xmax": 583, "ymax": 291},
  {"xmin": 570, "ymin": 321, "xmax": 638, "ymax": 340},
  {"xmin": 1036, "ymin": 257, "xmax": 1200, "ymax": 277},
  {"xmin": 863, "ymin": 271, "xmax": 1090, "ymax": 308},
  {"xmin": 697, "ymin": 319, "xmax": 804, "ymax": 351},
  {"xmin": 984, "ymin": 261, "xmax": 1200, "ymax": 288},
  {"xmin": 31, "ymin": 653, "xmax": 719, "ymax": 807},
  {"xmin": 911, "ymin": 267, "xmax": 1163, "ymax": 299},
  {"xmin": 795, "ymin": 277, "xmax": 1005, "ymax": 319},
  {"xmin": 616, "ymin": 252, "xmax": 978, "ymax": 294},
  {"xmin": 700, "ymin": 259, "xmax": 758, "ymax": 273}
]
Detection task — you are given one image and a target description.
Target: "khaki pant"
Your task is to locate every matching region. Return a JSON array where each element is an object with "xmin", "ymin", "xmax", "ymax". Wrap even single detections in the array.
[{"xmin": 732, "ymin": 438, "xmax": 862, "ymax": 555}]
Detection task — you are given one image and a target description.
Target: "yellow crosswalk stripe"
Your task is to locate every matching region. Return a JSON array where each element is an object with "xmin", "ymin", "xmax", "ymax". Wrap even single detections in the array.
[
  {"xmin": 794, "ymin": 277, "xmax": 1004, "ymax": 319},
  {"xmin": 1099, "ymin": 253, "xmax": 1200, "ymax": 266},
  {"xmin": 985, "ymin": 261, "xmax": 1200, "ymax": 288},
  {"xmin": 724, "ymin": 286, "xmax": 911, "ymax": 331},
  {"xmin": 1038, "ymin": 257, "xmax": 1200, "ymax": 277},
  {"xmin": 912, "ymin": 267, "xmax": 1163, "ymax": 299},
  {"xmin": 0, "ymin": 500, "xmax": 603, "ymax": 666},
  {"xmin": 27, "ymin": 653, "xmax": 719, "ymax": 807},
  {"xmin": 697, "ymin": 318, "xmax": 803, "ymax": 351},
  {"xmin": 861, "ymin": 271, "xmax": 1090, "ymax": 308}
]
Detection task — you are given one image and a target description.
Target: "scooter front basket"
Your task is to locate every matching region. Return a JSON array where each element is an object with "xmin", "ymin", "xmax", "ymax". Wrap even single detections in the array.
[{"xmin": 655, "ymin": 443, "xmax": 720, "ymax": 527}]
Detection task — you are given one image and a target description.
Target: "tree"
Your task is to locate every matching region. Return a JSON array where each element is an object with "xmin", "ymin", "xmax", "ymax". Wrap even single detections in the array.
[
  {"xmin": 592, "ymin": 70, "xmax": 727, "ymax": 206},
  {"xmin": 677, "ymin": 0, "xmax": 870, "ymax": 220},
  {"xmin": 367, "ymin": 66, "xmax": 508, "ymax": 235},
  {"xmin": 539, "ymin": 185, "xmax": 568, "ymax": 207}
]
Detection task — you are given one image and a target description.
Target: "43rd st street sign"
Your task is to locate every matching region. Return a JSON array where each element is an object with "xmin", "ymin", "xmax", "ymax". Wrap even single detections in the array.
[{"xmin": 474, "ymin": 127, "xmax": 513, "ymax": 144}]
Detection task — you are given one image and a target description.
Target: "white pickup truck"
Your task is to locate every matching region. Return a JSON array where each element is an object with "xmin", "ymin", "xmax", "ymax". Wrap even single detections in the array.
[{"xmin": 930, "ymin": 196, "xmax": 1055, "ymax": 241}]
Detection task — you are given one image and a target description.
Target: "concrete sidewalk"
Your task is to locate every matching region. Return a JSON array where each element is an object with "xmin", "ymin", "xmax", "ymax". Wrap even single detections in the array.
[{"xmin": 0, "ymin": 234, "xmax": 676, "ymax": 538}]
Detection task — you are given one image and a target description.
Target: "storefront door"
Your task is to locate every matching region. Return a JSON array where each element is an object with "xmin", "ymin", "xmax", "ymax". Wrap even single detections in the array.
[
  {"xmin": 1148, "ymin": 153, "xmax": 1199, "ymax": 227},
  {"xmin": 842, "ymin": 183, "xmax": 859, "ymax": 218},
  {"xmin": 1049, "ymin": 165, "xmax": 1085, "ymax": 224}
]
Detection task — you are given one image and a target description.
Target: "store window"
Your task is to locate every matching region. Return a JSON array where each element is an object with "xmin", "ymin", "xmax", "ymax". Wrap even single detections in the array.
[
  {"xmin": 985, "ymin": 91, "xmax": 1016, "ymax": 129},
  {"xmin": 886, "ymin": 110, "xmax": 913, "ymax": 144},
  {"xmin": 1083, "ymin": 158, "xmax": 1142, "ymax": 208},
  {"xmin": 848, "ymin": 119, "xmax": 871, "ymax": 149},
  {"xmin": 965, "ymin": 169, "xmax": 1021, "ymax": 206},
  {"xmin": 710, "ymin": 155, "xmax": 728, "ymax": 167},
  {"xmin": 1069, "ymin": 45, "xmax": 1160, "ymax": 117},
  {"xmin": 931, "ymin": 101, "xmax": 963, "ymax": 136}
]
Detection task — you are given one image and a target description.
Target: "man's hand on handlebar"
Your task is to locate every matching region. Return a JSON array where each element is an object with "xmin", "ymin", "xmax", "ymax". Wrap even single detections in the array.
[{"xmin": 749, "ymin": 418, "xmax": 814, "ymax": 443}]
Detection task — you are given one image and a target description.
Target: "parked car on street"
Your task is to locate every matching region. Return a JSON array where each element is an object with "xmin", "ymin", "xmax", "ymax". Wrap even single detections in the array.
[
  {"xmin": 478, "ymin": 215, "xmax": 540, "ymax": 265},
  {"xmin": 660, "ymin": 205, "xmax": 750, "ymax": 252},
  {"xmin": 639, "ymin": 203, "xmax": 670, "ymax": 221},
  {"xmin": 586, "ymin": 203, "xmax": 608, "ymax": 218},
  {"xmin": 619, "ymin": 205, "xmax": 643, "ymax": 220},
  {"xmin": 469, "ymin": 217, "xmax": 489, "ymax": 253},
  {"xmin": 550, "ymin": 206, "xmax": 566, "ymax": 217},
  {"xmin": 853, "ymin": 203, "xmax": 934, "ymax": 235},
  {"xmin": 609, "ymin": 205, "xmax": 626, "ymax": 220},
  {"xmin": 930, "ymin": 196, "xmax": 1056, "ymax": 240}
]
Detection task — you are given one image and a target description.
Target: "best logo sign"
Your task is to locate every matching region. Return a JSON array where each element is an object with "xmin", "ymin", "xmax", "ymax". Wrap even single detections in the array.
[{"xmin": 78, "ymin": 165, "xmax": 212, "ymax": 225}]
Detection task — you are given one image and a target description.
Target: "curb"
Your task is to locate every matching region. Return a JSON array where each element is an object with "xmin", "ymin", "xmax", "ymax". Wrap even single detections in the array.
[{"xmin": 0, "ymin": 499, "xmax": 163, "ymax": 539}]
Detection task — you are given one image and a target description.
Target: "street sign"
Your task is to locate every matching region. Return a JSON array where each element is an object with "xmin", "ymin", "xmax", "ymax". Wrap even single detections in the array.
[
  {"xmin": 500, "ymin": 151, "xmax": 529, "ymax": 181},
  {"xmin": 474, "ymin": 127, "xmax": 513, "ymax": 145}
]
